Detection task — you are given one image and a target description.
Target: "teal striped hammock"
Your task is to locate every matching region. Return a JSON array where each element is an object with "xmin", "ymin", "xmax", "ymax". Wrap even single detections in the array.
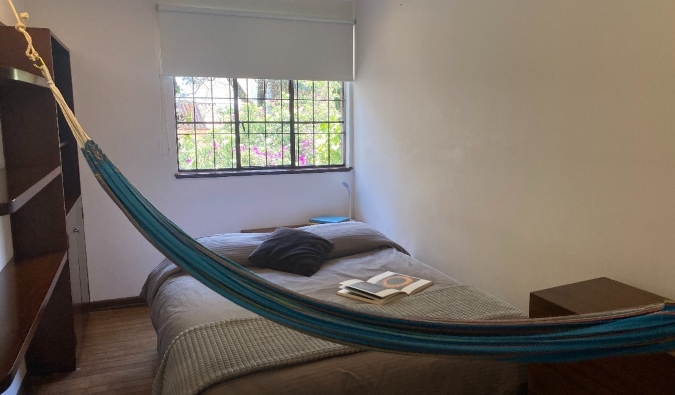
[
  {"xmin": 82, "ymin": 140, "xmax": 675, "ymax": 364},
  {"xmin": 8, "ymin": 5, "xmax": 675, "ymax": 364}
]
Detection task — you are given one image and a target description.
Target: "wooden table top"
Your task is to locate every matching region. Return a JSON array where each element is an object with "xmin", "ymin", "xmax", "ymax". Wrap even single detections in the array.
[{"xmin": 531, "ymin": 277, "xmax": 666, "ymax": 315}]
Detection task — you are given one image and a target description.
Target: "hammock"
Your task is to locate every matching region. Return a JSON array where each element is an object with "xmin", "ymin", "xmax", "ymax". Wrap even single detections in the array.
[{"xmin": 6, "ymin": 2, "xmax": 675, "ymax": 364}]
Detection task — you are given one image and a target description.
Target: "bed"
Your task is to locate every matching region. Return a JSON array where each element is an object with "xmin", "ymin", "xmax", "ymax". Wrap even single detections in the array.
[{"xmin": 141, "ymin": 222, "xmax": 528, "ymax": 395}]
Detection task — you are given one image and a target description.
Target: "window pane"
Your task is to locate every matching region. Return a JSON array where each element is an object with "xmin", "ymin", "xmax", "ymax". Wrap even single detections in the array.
[
  {"xmin": 195, "ymin": 124, "xmax": 211, "ymax": 136},
  {"xmin": 193, "ymin": 77, "xmax": 212, "ymax": 98},
  {"xmin": 281, "ymin": 99, "xmax": 291, "ymax": 121},
  {"xmin": 314, "ymin": 133, "xmax": 329, "ymax": 166},
  {"xmin": 297, "ymin": 134, "xmax": 314, "ymax": 166},
  {"xmin": 330, "ymin": 122, "xmax": 343, "ymax": 136},
  {"xmin": 266, "ymin": 99, "xmax": 282, "ymax": 122},
  {"xmin": 175, "ymin": 99, "xmax": 193, "ymax": 123},
  {"xmin": 296, "ymin": 80, "xmax": 313, "ymax": 100},
  {"xmin": 237, "ymin": 78, "xmax": 254, "ymax": 99},
  {"xmin": 249, "ymin": 134, "xmax": 266, "ymax": 167},
  {"xmin": 177, "ymin": 133, "xmax": 196, "ymax": 170},
  {"xmin": 214, "ymin": 124, "xmax": 234, "ymax": 167},
  {"xmin": 297, "ymin": 123, "xmax": 313, "ymax": 136},
  {"xmin": 213, "ymin": 99, "xmax": 233, "ymax": 123},
  {"xmin": 177, "ymin": 122, "xmax": 192, "ymax": 132},
  {"xmin": 315, "ymin": 100, "xmax": 329, "ymax": 122},
  {"xmin": 281, "ymin": 80, "xmax": 289, "ymax": 97},
  {"xmin": 296, "ymin": 100, "xmax": 313, "ymax": 122},
  {"xmin": 282, "ymin": 134, "xmax": 291, "ymax": 166},
  {"xmin": 266, "ymin": 123, "xmax": 283, "ymax": 134},
  {"xmin": 258, "ymin": 79, "xmax": 269, "ymax": 101},
  {"xmin": 212, "ymin": 78, "xmax": 232, "ymax": 98},
  {"xmin": 238, "ymin": 99, "xmax": 251, "ymax": 122},
  {"xmin": 329, "ymin": 81, "xmax": 342, "ymax": 101},
  {"xmin": 244, "ymin": 122, "xmax": 264, "ymax": 135},
  {"xmin": 241, "ymin": 100, "xmax": 264, "ymax": 123},
  {"xmin": 331, "ymin": 98, "xmax": 343, "ymax": 122},
  {"xmin": 214, "ymin": 134, "xmax": 235, "ymax": 169},
  {"xmin": 240, "ymin": 134, "xmax": 251, "ymax": 167},
  {"xmin": 177, "ymin": 123, "xmax": 194, "ymax": 136},
  {"xmin": 314, "ymin": 81, "xmax": 329, "ymax": 100},
  {"xmin": 194, "ymin": 98, "xmax": 213, "ymax": 123},
  {"xmin": 267, "ymin": 134, "xmax": 283, "ymax": 166},
  {"xmin": 215, "ymin": 123, "xmax": 233, "ymax": 135},
  {"xmin": 329, "ymin": 133, "xmax": 343, "ymax": 165},
  {"xmin": 175, "ymin": 77, "xmax": 193, "ymax": 97},
  {"xmin": 264, "ymin": 79, "xmax": 283, "ymax": 99},
  {"xmin": 196, "ymin": 133, "xmax": 215, "ymax": 169},
  {"xmin": 247, "ymin": 79, "xmax": 263, "ymax": 101}
]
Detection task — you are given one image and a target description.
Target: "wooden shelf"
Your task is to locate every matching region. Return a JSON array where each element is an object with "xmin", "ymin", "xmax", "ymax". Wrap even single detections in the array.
[
  {"xmin": 0, "ymin": 166, "xmax": 61, "ymax": 215},
  {"xmin": 0, "ymin": 67, "xmax": 49, "ymax": 88},
  {"xmin": 0, "ymin": 26, "xmax": 85, "ymax": 388},
  {"xmin": 0, "ymin": 251, "xmax": 68, "ymax": 392}
]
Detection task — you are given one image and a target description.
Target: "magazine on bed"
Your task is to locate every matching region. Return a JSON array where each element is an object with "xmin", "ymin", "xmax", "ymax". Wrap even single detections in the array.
[{"xmin": 337, "ymin": 271, "xmax": 433, "ymax": 305}]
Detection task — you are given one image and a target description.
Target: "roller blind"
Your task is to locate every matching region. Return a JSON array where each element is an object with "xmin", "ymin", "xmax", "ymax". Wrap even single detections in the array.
[{"xmin": 158, "ymin": 6, "xmax": 354, "ymax": 81}]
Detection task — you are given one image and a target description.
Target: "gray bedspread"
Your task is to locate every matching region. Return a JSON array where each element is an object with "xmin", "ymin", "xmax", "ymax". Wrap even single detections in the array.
[{"xmin": 142, "ymin": 222, "xmax": 528, "ymax": 395}]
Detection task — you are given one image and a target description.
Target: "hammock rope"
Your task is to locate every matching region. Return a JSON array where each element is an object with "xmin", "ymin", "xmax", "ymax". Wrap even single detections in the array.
[{"xmin": 6, "ymin": 0, "xmax": 675, "ymax": 363}]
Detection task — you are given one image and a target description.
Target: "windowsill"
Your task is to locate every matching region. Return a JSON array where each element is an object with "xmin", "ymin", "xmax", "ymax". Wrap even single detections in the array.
[{"xmin": 175, "ymin": 166, "xmax": 352, "ymax": 179}]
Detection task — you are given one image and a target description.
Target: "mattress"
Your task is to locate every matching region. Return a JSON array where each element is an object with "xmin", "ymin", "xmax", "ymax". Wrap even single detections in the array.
[{"xmin": 142, "ymin": 222, "xmax": 528, "ymax": 395}]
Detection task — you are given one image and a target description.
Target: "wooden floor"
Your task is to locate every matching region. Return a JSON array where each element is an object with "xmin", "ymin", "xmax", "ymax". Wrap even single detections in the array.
[{"xmin": 27, "ymin": 306, "xmax": 160, "ymax": 395}]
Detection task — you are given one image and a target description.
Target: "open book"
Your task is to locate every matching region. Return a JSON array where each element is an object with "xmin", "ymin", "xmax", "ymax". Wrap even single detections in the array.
[{"xmin": 337, "ymin": 271, "xmax": 433, "ymax": 305}]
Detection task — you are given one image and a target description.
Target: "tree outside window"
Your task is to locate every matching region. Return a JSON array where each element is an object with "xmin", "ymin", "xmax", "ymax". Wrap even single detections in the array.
[{"xmin": 174, "ymin": 77, "xmax": 345, "ymax": 172}]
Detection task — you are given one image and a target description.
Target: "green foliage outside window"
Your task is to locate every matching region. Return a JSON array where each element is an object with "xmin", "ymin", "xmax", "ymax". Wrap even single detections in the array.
[{"xmin": 175, "ymin": 77, "xmax": 344, "ymax": 171}]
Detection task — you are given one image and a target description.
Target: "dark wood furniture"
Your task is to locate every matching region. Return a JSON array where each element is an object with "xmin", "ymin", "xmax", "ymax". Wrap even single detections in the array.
[
  {"xmin": 528, "ymin": 277, "xmax": 675, "ymax": 395},
  {"xmin": 0, "ymin": 26, "xmax": 88, "ymax": 391}
]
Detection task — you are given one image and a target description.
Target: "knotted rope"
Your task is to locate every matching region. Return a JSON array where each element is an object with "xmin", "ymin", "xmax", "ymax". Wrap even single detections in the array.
[{"xmin": 6, "ymin": 0, "xmax": 90, "ymax": 147}]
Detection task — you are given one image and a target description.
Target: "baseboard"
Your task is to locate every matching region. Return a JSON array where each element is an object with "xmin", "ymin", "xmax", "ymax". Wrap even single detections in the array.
[{"xmin": 88, "ymin": 296, "xmax": 147, "ymax": 311}]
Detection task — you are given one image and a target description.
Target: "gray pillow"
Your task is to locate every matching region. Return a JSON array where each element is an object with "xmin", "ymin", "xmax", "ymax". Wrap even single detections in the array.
[
  {"xmin": 197, "ymin": 232, "xmax": 269, "ymax": 267},
  {"xmin": 301, "ymin": 221, "xmax": 409, "ymax": 259}
]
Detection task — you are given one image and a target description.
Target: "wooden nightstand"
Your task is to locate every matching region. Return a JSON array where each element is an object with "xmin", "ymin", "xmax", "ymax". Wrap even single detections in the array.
[{"xmin": 528, "ymin": 277, "xmax": 675, "ymax": 395}]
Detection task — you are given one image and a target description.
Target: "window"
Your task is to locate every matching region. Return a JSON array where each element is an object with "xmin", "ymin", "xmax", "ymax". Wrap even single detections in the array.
[{"xmin": 174, "ymin": 77, "xmax": 345, "ymax": 173}]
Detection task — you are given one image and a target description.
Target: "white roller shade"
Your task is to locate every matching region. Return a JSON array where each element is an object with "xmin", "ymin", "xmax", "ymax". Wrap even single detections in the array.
[{"xmin": 158, "ymin": 6, "xmax": 354, "ymax": 81}]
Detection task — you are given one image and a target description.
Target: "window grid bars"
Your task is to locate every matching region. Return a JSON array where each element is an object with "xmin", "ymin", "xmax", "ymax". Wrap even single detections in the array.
[
  {"xmin": 328, "ymin": 81, "xmax": 331, "ymax": 165},
  {"xmin": 211, "ymin": 78, "xmax": 215, "ymax": 169},
  {"xmin": 175, "ymin": 77, "xmax": 345, "ymax": 171},
  {"xmin": 289, "ymin": 80, "xmax": 296, "ymax": 167},
  {"xmin": 312, "ymin": 81, "xmax": 316, "ymax": 166},
  {"xmin": 263, "ymin": 79, "xmax": 268, "ymax": 168}
]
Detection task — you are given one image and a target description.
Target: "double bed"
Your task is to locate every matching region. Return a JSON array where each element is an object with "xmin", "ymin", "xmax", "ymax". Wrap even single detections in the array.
[{"xmin": 142, "ymin": 222, "xmax": 528, "ymax": 395}]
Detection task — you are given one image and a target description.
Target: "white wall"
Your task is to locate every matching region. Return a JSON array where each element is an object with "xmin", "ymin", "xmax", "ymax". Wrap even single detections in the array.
[
  {"xmin": 0, "ymin": 0, "xmax": 22, "ymax": 26},
  {"xmin": 354, "ymin": 0, "xmax": 675, "ymax": 311},
  {"xmin": 22, "ymin": 0, "xmax": 354, "ymax": 301}
]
